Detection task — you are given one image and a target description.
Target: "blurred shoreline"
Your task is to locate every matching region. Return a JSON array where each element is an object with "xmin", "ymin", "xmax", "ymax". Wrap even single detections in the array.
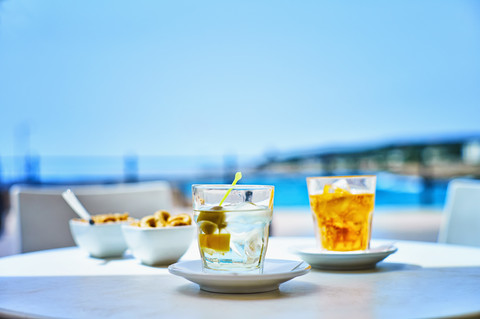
[{"xmin": 0, "ymin": 133, "xmax": 478, "ymax": 222}]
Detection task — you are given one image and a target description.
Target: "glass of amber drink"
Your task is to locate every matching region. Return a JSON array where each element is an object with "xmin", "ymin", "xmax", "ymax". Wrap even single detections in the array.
[
  {"xmin": 192, "ymin": 184, "xmax": 274, "ymax": 272},
  {"xmin": 306, "ymin": 176, "xmax": 376, "ymax": 252}
]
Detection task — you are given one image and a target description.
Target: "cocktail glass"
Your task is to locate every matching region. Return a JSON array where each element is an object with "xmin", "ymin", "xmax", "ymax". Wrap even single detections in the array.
[
  {"xmin": 306, "ymin": 176, "xmax": 376, "ymax": 251},
  {"xmin": 192, "ymin": 184, "xmax": 274, "ymax": 272}
]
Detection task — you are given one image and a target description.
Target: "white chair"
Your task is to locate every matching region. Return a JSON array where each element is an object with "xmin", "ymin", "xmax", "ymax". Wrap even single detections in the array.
[
  {"xmin": 438, "ymin": 179, "xmax": 480, "ymax": 247},
  {"xmin": 8, "ymin": 181, "xmax": 174, "ymax": 254}
]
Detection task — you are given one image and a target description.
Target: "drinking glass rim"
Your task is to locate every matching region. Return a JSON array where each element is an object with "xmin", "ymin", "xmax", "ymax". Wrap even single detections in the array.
[
  {"xmin": 306, "ymin": 175, "xmax": 376, "ymax": 181},
  {"xmin": 192, "ymin": 184, "xmax": 274, "ymax": 190}
]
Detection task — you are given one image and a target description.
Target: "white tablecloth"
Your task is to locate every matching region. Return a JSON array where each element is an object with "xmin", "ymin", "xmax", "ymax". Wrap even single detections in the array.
[{"xmin": 1, "ymin": 237, "xmax": 480, "ymax": 318}]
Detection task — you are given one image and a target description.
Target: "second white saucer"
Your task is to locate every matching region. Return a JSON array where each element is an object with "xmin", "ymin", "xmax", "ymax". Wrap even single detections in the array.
[{"xmin": 291, "ymin": 243, "xmax": 398, "ymax": 270}]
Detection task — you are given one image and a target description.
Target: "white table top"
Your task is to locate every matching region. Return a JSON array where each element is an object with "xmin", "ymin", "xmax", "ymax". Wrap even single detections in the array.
[{"xmin": 1, "ymin": 237, "xmax": 480, "ymax": 319}]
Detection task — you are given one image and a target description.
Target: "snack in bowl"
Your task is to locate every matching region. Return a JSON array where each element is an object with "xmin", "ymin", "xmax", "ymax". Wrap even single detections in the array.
[
  {"xmin": 69, "ymin": 213, "xmax": 133, "ymax": 258},
  {"xmin": 129, "ymin": 210, "xmax": 192, "ymax": 228},
  {"xmin": 122, "ymin": 211, "xmax": 195, "ymax": 266},
  {"xmin": 79, "ymin": 212, "xmax": 134, "ymax": 224}
]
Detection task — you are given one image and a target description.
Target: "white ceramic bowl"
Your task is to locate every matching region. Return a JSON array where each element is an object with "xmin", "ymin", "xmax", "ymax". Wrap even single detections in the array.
[
  {"xmin": 69, "ymin": 219, "xmax": 128, "ymax": 258},
  {"xmin": 121, "ymin": 224, "xmax": 195, "ymax": 266}
]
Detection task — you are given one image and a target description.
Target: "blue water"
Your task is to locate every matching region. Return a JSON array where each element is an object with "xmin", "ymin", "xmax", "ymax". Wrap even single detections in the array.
[
  {"xmin": 178, "ymin": 173, "xmax": 449, "ymax": 209},
  {"xmin": 1, "ymin": 155, "xmax": 449, "ymax": 209}
]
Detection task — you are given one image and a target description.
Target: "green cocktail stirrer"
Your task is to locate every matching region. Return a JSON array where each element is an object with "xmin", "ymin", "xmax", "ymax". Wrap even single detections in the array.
[{"xmin": 219, "ymin": 172, "xmax": 242, "ymax": 206}]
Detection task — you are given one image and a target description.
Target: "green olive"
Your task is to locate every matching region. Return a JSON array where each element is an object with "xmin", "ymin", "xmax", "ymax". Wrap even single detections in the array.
[
  {"xmin": 199, "ymin": 220, "xmax": 218, "ymax": 234},
  {"xmin": 197, "ymin": 206, "xmax": 227, "ymax": 229},
  {"xmin": 197, "ymin": 211, "xmax": 225, "ymax": 225}
]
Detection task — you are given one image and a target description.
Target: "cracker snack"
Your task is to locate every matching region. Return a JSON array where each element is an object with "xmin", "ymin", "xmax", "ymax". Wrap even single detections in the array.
[
  {"xmin": 131, "ymin": 210, "xmax": 192, "ymax": 228},
  {"xmin": 77, "ymin": 212, "xmax": 133, "ymax": 224}
]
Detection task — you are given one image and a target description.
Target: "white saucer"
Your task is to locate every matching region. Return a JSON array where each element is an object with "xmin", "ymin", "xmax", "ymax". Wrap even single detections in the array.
[
  {"xmin": 168, "ymin": 259, "xmax": 311, "ymax": 293},
  {"xmin": 290, "ymin": 243, "xmax": 398, "ymax": 270}
]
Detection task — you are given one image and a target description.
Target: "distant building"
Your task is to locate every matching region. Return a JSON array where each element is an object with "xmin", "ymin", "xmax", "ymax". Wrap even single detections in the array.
[{"xmin": 463, "ymin": 139, "xmax": 480, "ymax": 165}]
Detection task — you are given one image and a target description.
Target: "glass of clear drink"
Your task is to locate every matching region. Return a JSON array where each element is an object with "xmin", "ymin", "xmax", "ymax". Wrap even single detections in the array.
[
  {"xmin": 306, "ymin": 176, "xmax": 376, "ymax": 252},
  {"xmin": 192, "ymin": 184, "xmax": 274, "ymax": 273}
]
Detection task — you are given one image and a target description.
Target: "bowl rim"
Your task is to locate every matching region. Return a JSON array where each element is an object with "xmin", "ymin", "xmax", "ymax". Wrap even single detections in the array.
[
  {"xmin": 69, "ymin": 219, "xmax": 132, "ymax": 227},
  {"xmin": 121, "ymin": 224, "xmax": 196, "ymax": 231}
]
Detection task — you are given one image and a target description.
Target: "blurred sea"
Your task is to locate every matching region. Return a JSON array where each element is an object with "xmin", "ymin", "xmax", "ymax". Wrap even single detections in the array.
[
  {"xmin": 178, "ymin": 172, "xmax": 448, "ymax": 209},
  {"xmin": 0, "ymin": 156, "xmax": 448, "ymax": 209}
]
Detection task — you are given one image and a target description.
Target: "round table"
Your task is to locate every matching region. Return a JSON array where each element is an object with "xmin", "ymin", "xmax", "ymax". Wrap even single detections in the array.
[{"xmin": 1, "ymin": 237, "xmax": 480, "ymax": 319}]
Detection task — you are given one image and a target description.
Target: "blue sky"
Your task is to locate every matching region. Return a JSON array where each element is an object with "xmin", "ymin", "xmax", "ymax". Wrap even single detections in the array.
[{"xmin": 1, "ymin": 0, "xmax": 479, "ymax": 162}]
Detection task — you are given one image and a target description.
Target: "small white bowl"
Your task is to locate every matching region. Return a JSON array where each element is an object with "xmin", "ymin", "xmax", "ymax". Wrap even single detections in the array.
[
  {"xmin": 121, "ymin": 224, "xmax": 195, "ymax": 266},
  {"xmin": 69, "ymin": 219, "xmax": 128, "ymax": 258}
]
